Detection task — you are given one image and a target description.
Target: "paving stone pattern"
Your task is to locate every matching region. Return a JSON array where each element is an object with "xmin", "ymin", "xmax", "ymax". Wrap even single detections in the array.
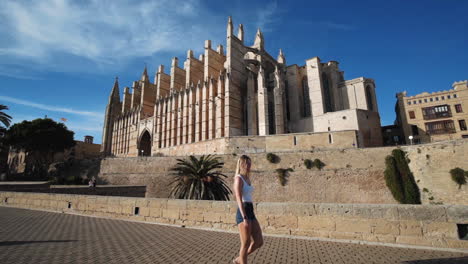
[{"xmin": 0, "ymin": 207, "xmax": 467, "ymax": 264}]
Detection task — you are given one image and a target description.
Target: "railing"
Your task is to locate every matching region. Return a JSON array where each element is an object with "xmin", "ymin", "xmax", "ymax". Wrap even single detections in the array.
[
  {"xmin": 426, "ymin": 127, "xmax": 456, "ymax": 135},
  {"xmin": 423, "ymin": 111, "xmax": 452, "ymax": 120}
]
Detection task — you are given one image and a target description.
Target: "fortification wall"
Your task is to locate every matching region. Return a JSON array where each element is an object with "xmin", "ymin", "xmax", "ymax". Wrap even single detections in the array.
[
  {"xmin": 100, "ymin": 139, "xmax": 468, "ymax": 205},
  {"xmin": 1, "ymin": 192, "xmax": 467, "ymax": 250},
  {"xmin": 0, "ymin": 183, "xmax": 146, "ymax": 197},
  {"xmin": 153, "ymin": 130, "xmax": 358, "ymax": 156},
  {"xmin": 403, "ymin": 140, "xmax": 468, "ymax": 205}
]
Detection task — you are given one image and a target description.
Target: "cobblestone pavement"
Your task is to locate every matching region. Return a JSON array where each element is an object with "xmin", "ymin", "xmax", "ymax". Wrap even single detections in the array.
[{"xmin": 0, "ymin": 207, "xmax": 467, "ymax": 264}]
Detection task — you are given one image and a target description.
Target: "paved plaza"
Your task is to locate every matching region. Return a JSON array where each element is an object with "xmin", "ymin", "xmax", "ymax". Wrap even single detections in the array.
[{"xmin": 0, "ymin": 207, "xmax": 467, "ymax": 264}]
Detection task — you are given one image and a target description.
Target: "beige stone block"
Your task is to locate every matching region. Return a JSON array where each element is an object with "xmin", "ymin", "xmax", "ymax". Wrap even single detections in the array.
[
  {"xmin": 329, "ymin": 231, "xmax": 363, "ymax": 240},
  {"xmin": 219, "ymin": 213, "xmax": 236, "ymax": 224},
  {"xmin": 316, "ymin": 204, "xmax": 353, "ymax": 217},
  {"xmin": 162, "ymin": 209, "xmax": 179, "ymax": 219},
  {"xmin": 263, "ymin": 226, "xmax": 290, "ymax": 235},
  {"xmin": 446, "ymin": 205, "xmax": 468, "ymax": 223},
  {"xmin": 298, "ymin": 216, "xmax": 336, "ymax": 231},
  {"xmin": 121, "ymin": 206, "xmax": 134, "ymax": 215},
  {"xmin": 423, "ymin": 222, "xmax": 458, "ymax": 238},
  {"xmin": 95, "ymin": 197, "xmax": 109, "ymax": 204},
  {"xmin": 77, "ymin": 202, "xmax": 87, "ymax": 211},
  {"xmin": 108, "ymin": 206, "xmax": 122, "ymax": 214},
  {"xmin": 135, "ymin": 199, "xmax": 149, "ymax": 207},
  {"xmin": 139, "ymin": 207, "xmax": 150, "ymax": 217},
  {"xmin": 398, "ymin": 206, "xmax": 446, "ymax": 221},
  {"xmin": 445, "ymin": 239, "xmax": 468, "ymax": 249},
  {"xmin": 148, "ymin": 199, "xmax": 167, "ymax": 209},
  {"xmin": 204, "ymin": 212, "xmax": 224, "ymax": 223},
  {"xmin": 209, "ymin": 201, "xmax": 228, "ymax": 212},
  {"xmin": 335, "ymin": 219, "xmax": 371, "ymax": 234},
  {"xmin": 370, "ymin": 219, "xmax": 400, "ymax": 235},
  {"xmin": 396, "ymin": 236, "xmax": 433, "ymax": 247},
  {"xmin": 256, "ymin": 215, "xmax": 268, "ymax": 225},
  {"xmin": 180, "ymin": 210, "xmax": 204, "ymax": 222},
  {"xmin": 362, "ymin": 234, "xmax": 396, "ymax": 243},
  {"xmin": 268, "ymin": 215, "xmax": 298, "ymax": 230},
  {"xmin": 120, "ymin": 199, "xmax": 136, "ymax": 207},
  {"xmin": 107, "ymin": 197, "xmax": 122, "ymax": 205},
  {"xmin": 291, "ymin": 230, "xmax": 330, "ymax": 238},
  {"xmin": 399, "ymin": 220, "xmax": 423, "ymax": 236},
  {"xmin": 149, "ymin": 208, "xmax": 161, "ymax": 218},
  {"xmin": 256, "ymin": 203, "xmax": 286, "ymax": 215},
  {"xmin": 167, "ymin": 199, "xmax": 187, "ymax": 210},
  {"xmin": 186, "ymin": 200, "xmax": 212, "ymax": 210},
  {"xmin": 283, "ymin": 203, "xmax": 316, "ymax": 216}
]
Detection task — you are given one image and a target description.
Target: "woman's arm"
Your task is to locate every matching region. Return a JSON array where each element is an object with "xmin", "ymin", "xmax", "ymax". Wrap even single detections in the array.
[{"xmin": 234, "ymin": 176, "xmax": 247, "ymax": 220}]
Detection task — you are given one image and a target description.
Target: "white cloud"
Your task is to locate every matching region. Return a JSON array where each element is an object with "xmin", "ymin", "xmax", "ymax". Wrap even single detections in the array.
[
  {"xmin": 0, "ymin": 0, "xmax": 284, "ymax": 78},
  {"xmin": 255, "ymin": 1, "xmax": 279, "ymax": 32},
  {"xmin": 0, "ymin": 0, "xmax": 223, "ymax": 75},
  {"xmin": 0, "ymin": 95, "xmax": 102, "ymax": 117}
]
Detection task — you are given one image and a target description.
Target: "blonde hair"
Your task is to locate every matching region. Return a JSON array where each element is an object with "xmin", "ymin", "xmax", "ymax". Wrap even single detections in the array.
[{"xmin": 235, "ymin": 155, "xmax": 251, "ymax": 178}]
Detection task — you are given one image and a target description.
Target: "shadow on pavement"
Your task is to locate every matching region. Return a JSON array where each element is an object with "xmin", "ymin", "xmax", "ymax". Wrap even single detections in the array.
[
  {"xmin": 402, "ymin": 256, "xmax": 468, "ymax": 264},
  {"xmin": 0, "ymin": 240, "xmax": 77, "ymax": 246}
]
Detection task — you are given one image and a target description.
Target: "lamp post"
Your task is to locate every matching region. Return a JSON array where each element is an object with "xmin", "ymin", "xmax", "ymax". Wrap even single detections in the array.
[{"xmin": 409, "ymin": 135, "xmax": 414, "ymax": 145}]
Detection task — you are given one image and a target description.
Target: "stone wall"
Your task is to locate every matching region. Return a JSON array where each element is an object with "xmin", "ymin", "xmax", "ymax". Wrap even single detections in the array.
[
  {"xmin": 152, "ymin": 130, "xmax": 359, "ymax": 156},
  {"xmin": 100, "ymin": 146, "xmax": 397, "ymax": 204},
  {"xmin": 0, "ymin": 183, "xmax": 146, "ymax": 197},
  {"xmin": 403, "ymin": 140, "xmax": 468, "ymax": 205},
  {"xmin": 100, "ymin": 139, "xmax": 468, "ymax": 205},
  {"xmin": 1, "ymin": 192, "xmax": 467, "ymax": 251}
]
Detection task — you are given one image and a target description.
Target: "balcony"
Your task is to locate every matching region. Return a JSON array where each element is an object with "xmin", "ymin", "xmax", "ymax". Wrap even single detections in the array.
[
  {"xmin": 422, "ymin": 105, "xmax": 452, "ymax": 120},
  {"xmin": 426, "ymin": 127, "xmax": 456, "ymax": 135},
  {"xmin": 423, "ymin": 111, "xmax": 452, "ymax": 120},
  {"xmin": 425, "ymin": 120, "xmax": 456, "ymax": 135}
]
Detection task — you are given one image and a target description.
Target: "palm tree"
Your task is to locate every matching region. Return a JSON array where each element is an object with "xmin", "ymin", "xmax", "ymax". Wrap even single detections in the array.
[
  {"xmin": 0, "ymin": 104, "xmax": 12, "ymax": 128},
  {"xmin": 169, "ymin": 155, "xmax": 232, "ymax": 200}
]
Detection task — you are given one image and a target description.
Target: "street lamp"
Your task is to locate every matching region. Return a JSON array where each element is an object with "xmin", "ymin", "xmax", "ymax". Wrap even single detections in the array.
[{"xmin": 409, "ymin": 135, "xmax": 413, "ymax": 145}]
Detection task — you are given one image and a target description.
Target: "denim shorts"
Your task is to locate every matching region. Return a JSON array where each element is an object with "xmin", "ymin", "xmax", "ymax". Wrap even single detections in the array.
[{"xmin": 236, "ymin": 202, "xmax": 256, "ymax": 225}]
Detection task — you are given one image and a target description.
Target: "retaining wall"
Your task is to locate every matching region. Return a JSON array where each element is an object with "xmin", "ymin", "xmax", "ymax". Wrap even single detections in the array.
[
  {"xmin": 99, "ymin": 139, "xmax": 468, "ymax": 205},
  {"xmin": 1, "ymin": 191, "xmax": 467, "ymax": 251}
]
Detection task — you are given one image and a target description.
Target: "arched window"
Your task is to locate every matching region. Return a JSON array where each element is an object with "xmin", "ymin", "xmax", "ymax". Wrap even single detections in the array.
[
  {"xmin": 302, "ymin": 77, "xmax": 311, "ymax": 117},
  {"xmin": 139, "ymin": 130, "xmax": 152, "ymax": 156},
  {"xmin": 366, "ymin": 85, "xmax": 374, "ymax": 111},
  {"xmin": 322, "ymin": 73, "xmax": 333, "ymax": 113}
]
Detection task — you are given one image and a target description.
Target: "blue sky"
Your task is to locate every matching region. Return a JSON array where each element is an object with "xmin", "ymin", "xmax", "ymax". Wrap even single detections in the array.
[{"xmin": 0, "ymin": 0, "xmax": 467, "ymax": 144}]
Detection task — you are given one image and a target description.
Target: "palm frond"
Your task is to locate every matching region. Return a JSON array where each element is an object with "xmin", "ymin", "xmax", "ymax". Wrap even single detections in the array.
[{"xmin": 168, "ymin": 155, "xmax": 232, "ymax": 201}]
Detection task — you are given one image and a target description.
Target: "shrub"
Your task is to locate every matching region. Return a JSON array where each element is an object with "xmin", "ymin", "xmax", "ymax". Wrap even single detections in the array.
[
  {"xmin": 384, "ymin": 149, "xmax": 421, "ymax": 204},
  {"xmin": 266, "ymin": 153, "xmax": 279, "ymax": 164},
  {"xmin": 304, "ymin": 159, "xmax": 314, "ymax": 169},
  {"xmin": 276, "ymin": 168, "xmax": 293, "ymax": 186},
  {"xmin": 449, "ymin": 167, "xmax": 467, "ymax": 189},
  {"xmin": 313, "ymin": 159, "xmax": 325, "ymax": 170}
]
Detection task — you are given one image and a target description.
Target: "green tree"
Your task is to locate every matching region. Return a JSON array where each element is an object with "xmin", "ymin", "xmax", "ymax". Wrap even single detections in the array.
[
  {"xmin": 384, "ymin": 149, "xmax": 421, "ymax": 204},
  {"xmin": 169, "ymin": 155, "xmax": 232, "ymax": 200},
  {"xmin": 0, "ymin": 104, "xmax": 12, "ymax": 128},
  {"xmin": 5, "ymin": 118, "xmax": 76, "ymax": 178}
]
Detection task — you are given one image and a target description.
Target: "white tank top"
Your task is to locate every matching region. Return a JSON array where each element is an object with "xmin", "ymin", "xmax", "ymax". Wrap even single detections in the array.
[{"xmin": 236, "ymin": 174, "xmax": 254, "ymax": 202}]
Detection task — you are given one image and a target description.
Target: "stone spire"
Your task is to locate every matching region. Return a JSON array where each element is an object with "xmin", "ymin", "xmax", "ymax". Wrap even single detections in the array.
[
  {"xmin": 237, "ymin": 24, "xmax": 244, "ymax": 42},
  {"xmin": 253, "ymin": 28, "xmax": 264, "ymax": 50},
  {"xmin": 141, "ymin": 65, "xmax": 149, "ymax": 82},
  {"xmin": 227, "ymin": 16, "xmax": 233, "ymax": 37},
  {"xmin": 110, "ymin": 77, "xmax": 120, "ymax": 102},
  {"xmin": 277, "ymin": 49, "xmax": 286, "ymax": 65}
]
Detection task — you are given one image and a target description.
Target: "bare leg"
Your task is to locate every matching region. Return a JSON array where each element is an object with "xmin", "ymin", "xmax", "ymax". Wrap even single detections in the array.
[
  {"xmin": 247, "ymin": 219, "xmax": 263, "ymax": 255},
  {"xmin": 237, "ymin": 221, "xmax": 251, "ymax": 264}
]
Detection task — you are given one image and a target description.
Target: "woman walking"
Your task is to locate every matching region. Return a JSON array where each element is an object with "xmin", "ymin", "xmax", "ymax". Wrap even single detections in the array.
[{"xmin": 233, "ymin": 155, "xmax": 263, "ymax": 264}]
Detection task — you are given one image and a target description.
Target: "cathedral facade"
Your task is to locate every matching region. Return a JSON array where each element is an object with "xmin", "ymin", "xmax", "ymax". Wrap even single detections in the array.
[{"xmin": 101, "ymin": 17, "xmax": 382, "ymax": 157}]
